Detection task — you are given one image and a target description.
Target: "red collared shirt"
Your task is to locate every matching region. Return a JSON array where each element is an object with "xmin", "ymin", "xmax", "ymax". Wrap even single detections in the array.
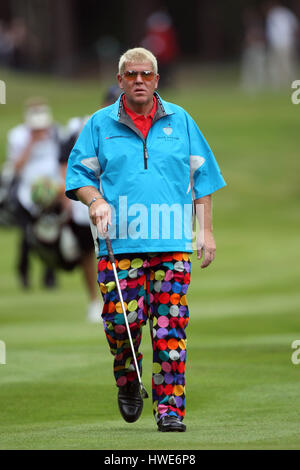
[{"xmin": 122, "ymin": 94, "xmax": 157, "ymax": 139}]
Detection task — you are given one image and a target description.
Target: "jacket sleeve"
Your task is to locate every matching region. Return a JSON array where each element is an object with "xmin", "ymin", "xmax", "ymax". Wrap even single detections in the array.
[
  {"xmin": 186, "ymin": 113, "xmax": 226, "ymax": 199},
  {"xmin": 65, "ymin": 116, "xmax": 101, "ymax": 200}
]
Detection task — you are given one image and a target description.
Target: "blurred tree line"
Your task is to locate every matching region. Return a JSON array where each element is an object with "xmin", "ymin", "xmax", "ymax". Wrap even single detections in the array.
[{"xmin": 0, "ymin": 0, "xmax": 299, "ymax": 75}]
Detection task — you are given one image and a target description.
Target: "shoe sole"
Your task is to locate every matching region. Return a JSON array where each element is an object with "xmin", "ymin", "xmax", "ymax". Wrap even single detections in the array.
[
  {"xmin": 119, "ymin": 409, "xmax": 143, "ymax": 423},
  {"xmin": 158, "ymin": 426, "xmax": 186, "ymax": 432}
]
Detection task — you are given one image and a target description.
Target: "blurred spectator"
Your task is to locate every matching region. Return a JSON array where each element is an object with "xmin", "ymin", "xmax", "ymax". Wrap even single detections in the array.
[
  {"xmin": 264, "ymin": 1, "xmax": 299, "ymax": 88},
  {"xmin": 10, "ymin": 17, "xmax": 41, "ymax": 70},
  {"xmin": 9, "ymin": 18, "xmax": 29, "ymax": 68},
  {"xmin": 0, "ymin": 21, "xmax": 14, "ymax": 66},
  {"xmin": 5, "ymin": 98, "xmax": 62, "ymax": 288},
  {"xmin": 241, "ymin": 7, "xmax": 267, "ymax": 92},
  {"xmin": 0, "ymin": 17, "xmax": 40, "ymax": 70},
  {"xmin": 141, "ymin": 10, "xmax": 179, "ymax": 88},
  {"xmin": 59, "ymin": 85, "xmax": 121, "ymax": 322}
]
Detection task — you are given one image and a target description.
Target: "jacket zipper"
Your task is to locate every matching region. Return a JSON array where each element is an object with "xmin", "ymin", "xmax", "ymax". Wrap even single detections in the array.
[
  {"xmin": 117, "ymin": 93, "xmax": 169, "ymax": 171},
  {"xmin": 117, "ymin": 119, "xmax": 149, "ymax": 170},
  {"xmin": 143, "ymin": 141, "xmax": 149, "ymax": 170}
]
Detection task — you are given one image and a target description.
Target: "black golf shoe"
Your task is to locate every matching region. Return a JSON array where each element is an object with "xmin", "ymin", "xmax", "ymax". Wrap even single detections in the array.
[
  {"xmin": 157, "ymin": 416, "xmax": 186, "ymax": 432},
  {"xmin": 118, "ymin": 382, "xmax": 143, "ymax": 423}
]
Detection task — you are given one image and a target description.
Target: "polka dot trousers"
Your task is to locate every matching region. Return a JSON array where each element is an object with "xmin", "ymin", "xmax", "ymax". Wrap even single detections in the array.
[{"xmin": 97, "ymin": 252, "xmax": 191, "ymax": 422}]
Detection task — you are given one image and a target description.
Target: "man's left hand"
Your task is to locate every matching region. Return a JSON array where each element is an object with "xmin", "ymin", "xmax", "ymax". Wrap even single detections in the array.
[{"xmin": 197, "ymin": 230, "xmax": 216, "ymax": 268}]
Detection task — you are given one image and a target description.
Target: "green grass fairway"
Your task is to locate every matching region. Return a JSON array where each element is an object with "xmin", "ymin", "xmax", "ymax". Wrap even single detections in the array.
[{"xmin": 0, "ymin": 67, "xmax": 300, "ymax": 449}]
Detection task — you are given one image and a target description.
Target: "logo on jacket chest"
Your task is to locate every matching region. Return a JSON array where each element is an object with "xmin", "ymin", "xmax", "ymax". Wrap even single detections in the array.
[
  {"xmin": 158, "ymin": 126, "xmax": 179, "ymax": 141},
  {"xmin": 163, "ymin": 127, "xmax": 173, "ymax": 136}
]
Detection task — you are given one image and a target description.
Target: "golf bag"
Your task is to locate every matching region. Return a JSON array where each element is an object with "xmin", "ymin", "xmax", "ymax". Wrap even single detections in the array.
[
  {"xmin": 0, "ymin": 169, "xmax": 82, "ymax": 271},
  {"xmin": 28, "ymin": 202, "xmax": 82, "ymax": 272}
]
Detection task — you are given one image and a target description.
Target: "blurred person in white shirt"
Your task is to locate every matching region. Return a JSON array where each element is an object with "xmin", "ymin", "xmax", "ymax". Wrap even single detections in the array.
[
  {"xmin": 264, "ymin": 1, "xmax": 299, "ymax": 88},
  {"xmin": 6, "ymin": 98, "xmax": 62, "ymax": 288}
]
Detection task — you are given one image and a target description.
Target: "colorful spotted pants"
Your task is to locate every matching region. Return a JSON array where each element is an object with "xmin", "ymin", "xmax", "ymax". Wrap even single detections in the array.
[{"xmin": 97, "ymin": 252, "xmax": 191, "ymax": 422}]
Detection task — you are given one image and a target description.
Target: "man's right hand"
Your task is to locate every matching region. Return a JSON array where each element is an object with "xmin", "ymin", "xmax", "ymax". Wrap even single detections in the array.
[{"xmin": 89, "ymin": 198, "xmax": 111, "ymax": 235}]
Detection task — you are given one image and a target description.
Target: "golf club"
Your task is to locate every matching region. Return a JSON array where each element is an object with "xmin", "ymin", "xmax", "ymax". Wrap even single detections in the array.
[{"xmin": 103, "ymin": 230, "xmax": 149, "ymax": 399}]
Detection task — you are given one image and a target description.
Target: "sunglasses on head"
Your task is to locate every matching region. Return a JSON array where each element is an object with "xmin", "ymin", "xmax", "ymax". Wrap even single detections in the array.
[{"xmin": 123, "ymin": 70, "xmax": 155, "ymax": 81}]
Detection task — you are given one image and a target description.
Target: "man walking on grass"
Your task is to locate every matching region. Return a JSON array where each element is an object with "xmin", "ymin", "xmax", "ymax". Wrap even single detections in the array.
[{"xmin": 65, "ymin": 47, "xmax": 226, "ymax": 432}]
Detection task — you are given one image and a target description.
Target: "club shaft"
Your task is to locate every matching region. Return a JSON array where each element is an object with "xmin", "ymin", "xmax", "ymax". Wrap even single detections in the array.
[{"xmin": 111, "ymin": 262, "xmax": 143, "ymax": 386}]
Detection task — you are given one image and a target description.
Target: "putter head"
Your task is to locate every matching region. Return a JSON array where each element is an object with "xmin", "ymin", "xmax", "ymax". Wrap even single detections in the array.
[{"xmin": 140, "ymin": 385, "xmax": 149, "ymax": 399}]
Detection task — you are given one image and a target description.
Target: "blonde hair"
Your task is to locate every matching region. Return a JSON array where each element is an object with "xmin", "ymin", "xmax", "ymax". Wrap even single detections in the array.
[{"xmin": 118, "ymin": 47, "xmax": 158, "ymax": 75}]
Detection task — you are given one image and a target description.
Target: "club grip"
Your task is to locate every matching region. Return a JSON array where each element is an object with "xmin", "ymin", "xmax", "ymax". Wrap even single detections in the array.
[{"xmin": 104, "ymin": 233, "xmax": 115, "ymax": 265}]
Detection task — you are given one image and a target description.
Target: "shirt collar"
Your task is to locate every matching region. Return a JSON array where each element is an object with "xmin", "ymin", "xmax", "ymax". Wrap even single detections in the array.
[
  {"xmin": 109, "ymin": 92, "xmax": 174, "ymax": 122},
  {"xmin": 122, "ymin": 94, "xmax": 157, "ymax": 120}
]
